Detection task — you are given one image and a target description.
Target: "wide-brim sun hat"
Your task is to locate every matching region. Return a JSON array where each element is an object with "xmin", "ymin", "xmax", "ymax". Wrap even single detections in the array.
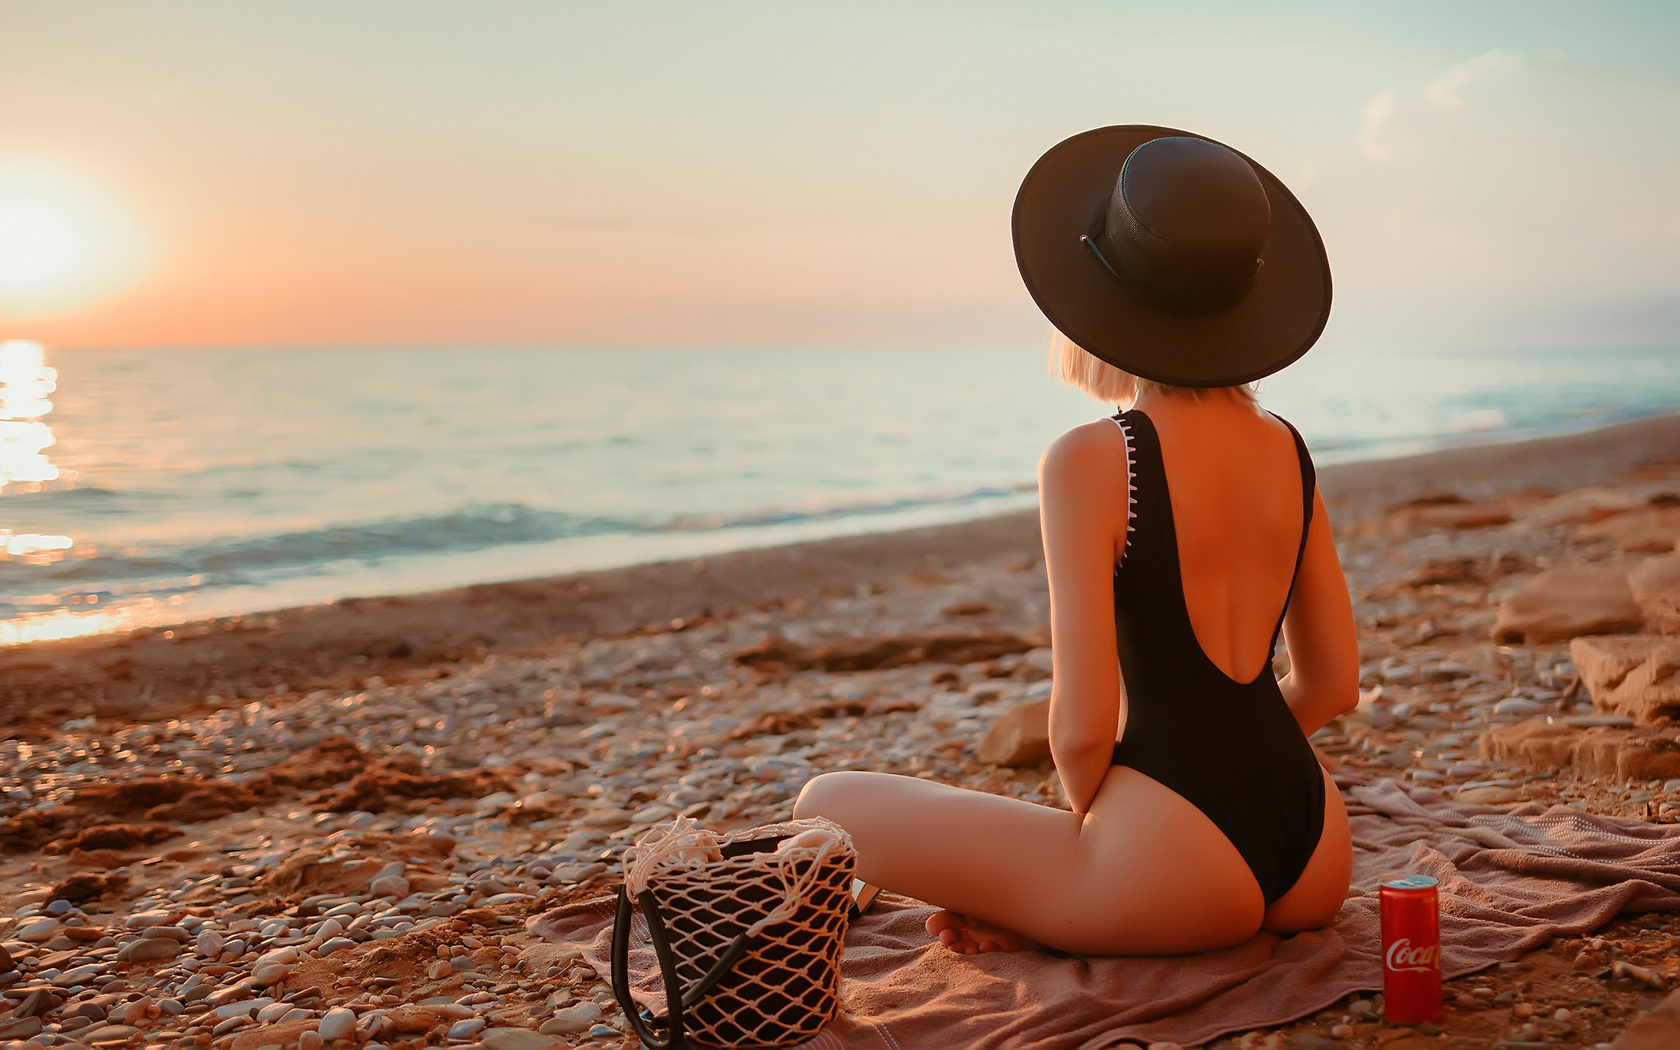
[{"xmin": 1012, "ymin": 125, "xmax": 1331, "ymax": 388}]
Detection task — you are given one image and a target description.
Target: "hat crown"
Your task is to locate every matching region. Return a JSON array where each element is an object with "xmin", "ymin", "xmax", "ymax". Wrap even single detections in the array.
[
  {"xmin": 1098, "ymin": 136, "xmax": 1272, "ymax": 315},
  {"xmin": 1118, "ymin": 137, "xmax": 1269, "ymax": 253}
]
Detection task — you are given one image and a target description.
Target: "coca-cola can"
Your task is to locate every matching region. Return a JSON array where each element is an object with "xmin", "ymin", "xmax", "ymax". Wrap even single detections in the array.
[{"xmin": 1380, "ymin": 874, "xmax": 1442, "ymax": 1023}]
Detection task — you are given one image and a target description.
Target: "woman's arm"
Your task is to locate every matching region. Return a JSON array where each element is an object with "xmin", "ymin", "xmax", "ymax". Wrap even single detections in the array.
[
  {"xmin": 1037, "ymin": 422, "xmax": 1127, "ymax": 816},
  {"xmin": 1278, "ymin": 488, "xmax": 1360, "ymax": 735}
]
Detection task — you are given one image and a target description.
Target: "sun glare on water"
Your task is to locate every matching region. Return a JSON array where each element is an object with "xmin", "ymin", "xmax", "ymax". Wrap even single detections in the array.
[{"xmin": 0, "ymin": 159, "xmax": 147, "ymax": 314}]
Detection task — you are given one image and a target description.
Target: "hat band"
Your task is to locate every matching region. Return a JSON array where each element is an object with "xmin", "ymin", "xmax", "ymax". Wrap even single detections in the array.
[{"xmin": 1090, "ymin": 210, "xmax": 1261, "ymax": 317}]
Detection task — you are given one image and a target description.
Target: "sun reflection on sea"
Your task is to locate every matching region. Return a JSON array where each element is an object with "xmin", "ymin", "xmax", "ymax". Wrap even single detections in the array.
[{"xmin": 0, "ymin": 340, "xmax": 126, "ymax": 644}]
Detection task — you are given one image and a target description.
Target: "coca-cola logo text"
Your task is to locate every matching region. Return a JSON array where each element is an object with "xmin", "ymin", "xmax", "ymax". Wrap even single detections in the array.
[{"xmin": 1385, "ymin": 938, "xmax": 1440, "ymax": 973}]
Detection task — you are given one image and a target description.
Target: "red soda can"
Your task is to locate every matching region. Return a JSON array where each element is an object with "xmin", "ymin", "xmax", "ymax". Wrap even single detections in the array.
[{"xmin": 1380, "ymin": 874, "xmax": 1442, "ymax": 1023}]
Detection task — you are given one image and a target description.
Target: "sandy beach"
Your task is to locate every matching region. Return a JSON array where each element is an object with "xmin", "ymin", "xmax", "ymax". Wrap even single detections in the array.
[{"xmin": 8, "ymin": 412, "xmax": 1680, "ymax": 1049}]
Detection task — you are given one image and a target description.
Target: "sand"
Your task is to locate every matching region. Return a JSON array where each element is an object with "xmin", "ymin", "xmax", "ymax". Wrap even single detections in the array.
[{"xmin": 6, "ymin": 411, "xmax": 1680, "ymax": 1049}]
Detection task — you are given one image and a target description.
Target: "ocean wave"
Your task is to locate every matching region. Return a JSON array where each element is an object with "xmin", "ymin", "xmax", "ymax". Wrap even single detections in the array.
[{"xmin": 0, "ymin": 486, "xmax": 1032, "ymax": 596}]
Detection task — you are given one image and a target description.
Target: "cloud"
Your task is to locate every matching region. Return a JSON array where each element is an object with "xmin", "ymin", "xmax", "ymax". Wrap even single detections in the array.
[
  {"xmin": 1424, "ymin": 48, "xmax": 1524, "ymax": 109},
  {"xmin": 1359, "ymin": 90, "xmax": 1400, "ymax": 161},
  {"xmin": 1358, "ymin": 49, "xmax": 1524, "ymax": 162}
]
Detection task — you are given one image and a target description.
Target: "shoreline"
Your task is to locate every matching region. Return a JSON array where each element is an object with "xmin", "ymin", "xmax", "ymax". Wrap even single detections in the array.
[{"xmin": 4, "ymin": 409, "xmax": 1680, "ymax": 730}]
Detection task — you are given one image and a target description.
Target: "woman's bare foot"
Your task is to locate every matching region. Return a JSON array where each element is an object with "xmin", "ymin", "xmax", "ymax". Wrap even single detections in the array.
[{"xmin": 924, "ymin": 910, "xmax": 1043, "ymax": 954}]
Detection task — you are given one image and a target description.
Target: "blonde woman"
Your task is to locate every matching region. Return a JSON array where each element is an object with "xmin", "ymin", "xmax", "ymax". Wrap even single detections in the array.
[{"xmin": 794, "ymin": 127, "xmax": 1359, "ymax": 955}]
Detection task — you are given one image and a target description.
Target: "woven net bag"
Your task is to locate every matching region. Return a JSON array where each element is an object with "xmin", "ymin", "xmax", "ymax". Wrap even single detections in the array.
[{"xmin": 610, "ymin": 816, "xmax": 855, "ymax": 1049}]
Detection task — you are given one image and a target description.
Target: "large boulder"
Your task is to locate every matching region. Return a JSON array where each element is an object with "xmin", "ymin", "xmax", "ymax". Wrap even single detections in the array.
[
  {"xmin": 975, "ymin": 699, "xmax": 1050, "ymax": 767},
  {"xmin": 1491, "ymin": 566, "xmax": 1643, "ymax": 644},
  {"xmin": 1576, "ymin": 506, "xmax": 1680, "ymax": 552},
  {"xmin": 1570, "ymin": 634, "xmax": 1680, "ymax": 723},
  {"xmin": 1629, "ymin": 554, "xmax": 1680, "ymax": 635},
  {"xmin": 1480, "ymin": 721, "xmax": 1680, "ymax": 781}
]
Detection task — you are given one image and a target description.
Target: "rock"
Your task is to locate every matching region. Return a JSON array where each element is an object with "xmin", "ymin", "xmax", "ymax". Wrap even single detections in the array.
[
  {"xmin": 975, "ymin": 699, "xmax": 1051, "ymax": 767},
  {"xmin": 1570, "ymin": 635, "xmax": 1680, "ymax": 723},
  {"xmin": 16, "ymin": 917, "xmax": 60, "ymax": 942},
  {"xmin": 299, "ymin": 1031, "xmax": 325, "ymax": 1050},
  {"xmin": 15, "ymin": 988, "xmax": 59, "ymax": 1017},
  {"xmin": 105, "ymin": 997, "xmax": 150, "ymax": 1023},
  {"xmin": 426, "ymin": 959, "xmax": 453, "ymax": 980},
  {"xmin": 1492, "ymin": 566, "xmax": 1643, "ymax": 644},
  {"xmin": 1577, "ymin": 506, "xmax": 1680, "ymax": 552},
  {"xmin": 251, "ymin": 962, "xmax": 292, "ymax": 987},
  {"xmin": 734, "ymin": 629, "xmax": 1040, "ymax": 672},
  {"xmin": 367, "ymin": 874, "xmax": 410, "ymax": 899},
  {"xmin": 1530, "ymin": 488, "xmax": 1643, "ymax": 527},
  {"xmin": 478, "ymin": 1029, "xmax": 561, "ymax": 1050},
  {"xmin": 541, "ymin": 1002, "xmax": 602, "ymax": 1034},
  {"xmin": 581, "ymin": 808, "xmax": 634, "ymax": 830},
  {"xmin": 78, "ymin": 1024, "xmax": 141, "ymax": 1044},
  {"xmin": 196, "ymin": 930, "xmax": 225, "ymax": 957},
  {"xmin": 448, "ymin": 1017, "xmax": 487, "ymax": 1040},
  {"xmin": 318, "ymin": 1006, "xmax": 357, "ymax": 1041},
  {"xmin": 1401, "ymin": 500, "xmax": 1513, "ymax": 531},
  {"xmin": 1630, "ymin": 555, "xmax": 1680, "ymax": 634},
  {"xmin": 1610, "ymin": 985, "xmax": 1680, "ymax": 1049},
  {"xmin": 0, "ymin": 1016, "xmax": 44, "ymax": 1040},
  {"xmin": 1493, "ymin": 696, "xmax": 1547, "ymax": 718},
  {"xmin": 117, "ymin": 936, "xmax": 182, "ymax": 962},
  {"xmin": 317, "ymin": 936, "xmax": 356, "ymax": 956},
  {"xmin": 1480, "ymin": 721, "xmax": 1680, "ymax": 781}
]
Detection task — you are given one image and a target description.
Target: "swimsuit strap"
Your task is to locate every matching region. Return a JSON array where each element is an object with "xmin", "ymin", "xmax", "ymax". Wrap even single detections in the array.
[{"xmin": 1267, "ymin": 413, "xmax": 1315, "ymax": 649}]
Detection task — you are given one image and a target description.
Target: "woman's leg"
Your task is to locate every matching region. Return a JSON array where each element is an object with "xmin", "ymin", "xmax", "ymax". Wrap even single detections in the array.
[{"xmin": 792, "ymin": 765, "xmax": 1267, "ymax": 956}]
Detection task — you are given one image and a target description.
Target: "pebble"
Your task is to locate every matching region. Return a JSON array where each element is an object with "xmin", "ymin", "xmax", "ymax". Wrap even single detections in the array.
[
  {"xmin": 541, "ymin": 1002, "xmax": 602, "ymax": 1034},
  {"xmin": 478, "ymin": 1029, "xmax": 563, "ymax": 1050},
  {"xmin": 123, "ymin": 911, "xmax": 172, "ymax": 929},
  {"xmin": 448, "ymin": 1017, "xmax": 488, "ymax": 1039},
  {"xmin": 427, "ymin": 959, "xmax": 454, "ymax": 980},
  {"xmin": 116, "ymin": 937, "xmax": 181, "ymax": 962},
  {"xmin": 0, "ymin": 1017, "xmax": 43, "ymax": 1040},
  {"xmin": 1494, "ymin": 697, "xmax": 1547, "ymax": 718},
  {"xmin": 15, "ymin": 918, "xmax": 60, "ymax": 942},
  {"xmin": 317, "ymin": 936, "xmax": 357, "ymax": 956},
  {"xmin": 195, "ymin": 931, "xmax": 224, "ymax": 957},
  {"xmin": 586, "ymin": 1024, "xmax": 619, "ymax": 1037},
  {"xmin": 300, "ymin": 1031, "xmax": 325, "ymax": 1050},
  {"xmin": 318, "ymin": 1006, "xmax": 357, "ymax": 1041},
  {"xmin": 79, "ymin": 1024, "xmax": 141, "ymax": 1043},
  {"xmin": 368, "ymin": 874, "xmax": 410, "ymax": 899}
]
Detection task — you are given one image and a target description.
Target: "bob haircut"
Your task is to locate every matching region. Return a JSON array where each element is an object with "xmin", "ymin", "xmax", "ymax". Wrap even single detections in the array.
[{"xmin": 1050, "ymin": 330, "xmax": 1259, "ymax": 408}]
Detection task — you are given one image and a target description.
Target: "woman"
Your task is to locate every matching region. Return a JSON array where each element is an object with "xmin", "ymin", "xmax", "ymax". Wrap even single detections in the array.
[{"xmin": 792, "ymin": 127, "xmax": 1359, "ymax": 956}]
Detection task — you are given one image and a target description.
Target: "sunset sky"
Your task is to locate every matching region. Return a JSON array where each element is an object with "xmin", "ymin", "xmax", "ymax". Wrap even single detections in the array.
[{"xmin": 0, "ymin": 1, "xmax": 1675, "ymax": 352}]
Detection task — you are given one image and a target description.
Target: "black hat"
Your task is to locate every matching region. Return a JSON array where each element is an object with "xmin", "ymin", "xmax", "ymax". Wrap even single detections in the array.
[{"xmin": 1012, "ymin": 125, "xmax": 1331, "ymax": 388}]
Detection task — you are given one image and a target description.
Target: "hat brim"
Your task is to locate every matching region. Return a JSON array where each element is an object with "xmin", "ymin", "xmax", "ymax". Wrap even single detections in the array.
[{"xmin": 1012, "ymin": 125, "xmax": 1331, "ymax": 388}]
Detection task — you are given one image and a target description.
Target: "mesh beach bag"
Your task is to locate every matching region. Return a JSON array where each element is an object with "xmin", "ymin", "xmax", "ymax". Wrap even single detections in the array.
[{"xmin": 610, "ymin": 816, "xmax": 855, "ymax": 1049}]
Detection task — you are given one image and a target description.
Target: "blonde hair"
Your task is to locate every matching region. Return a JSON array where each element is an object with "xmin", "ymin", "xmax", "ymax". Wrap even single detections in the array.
[{"xmin": 1049, "ymin": 330, "xmax": 1258, "ymax": 408}]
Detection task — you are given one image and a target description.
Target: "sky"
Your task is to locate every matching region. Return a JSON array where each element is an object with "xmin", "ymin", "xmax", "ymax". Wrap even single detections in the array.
[{"xmin": 0, "ymin": 1, "xmax": 1676, "ymax": 352}]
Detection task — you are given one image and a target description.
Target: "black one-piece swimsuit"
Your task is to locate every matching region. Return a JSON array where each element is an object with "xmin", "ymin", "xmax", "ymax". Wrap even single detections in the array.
[{"xmin": 1107, "ymin": 409, "xmax": 1326, "ymax": 905}]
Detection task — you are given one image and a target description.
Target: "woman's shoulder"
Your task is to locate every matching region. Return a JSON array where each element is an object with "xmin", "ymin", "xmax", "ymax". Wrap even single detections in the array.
[{"xmin": 1039, "ymin": 415, "xmax": 1130, "ymax": 481}]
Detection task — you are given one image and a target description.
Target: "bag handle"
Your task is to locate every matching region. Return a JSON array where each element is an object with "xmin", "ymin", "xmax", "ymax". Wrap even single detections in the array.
[{"xmin": 611, "ymin": 884, "xmax": 753, "ymax": 1050}]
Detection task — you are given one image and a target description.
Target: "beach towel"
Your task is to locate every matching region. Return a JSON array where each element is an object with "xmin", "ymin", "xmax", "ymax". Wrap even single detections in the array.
[{"xmin": 530, "ymin": 772, "xmax": 1680, "ymax": 1048}]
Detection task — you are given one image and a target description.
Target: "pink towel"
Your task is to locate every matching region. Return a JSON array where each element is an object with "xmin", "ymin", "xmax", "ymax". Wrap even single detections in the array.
[{"xmin": 532, "ymin": 772, "xmax": 1680, "ymax": 1047}]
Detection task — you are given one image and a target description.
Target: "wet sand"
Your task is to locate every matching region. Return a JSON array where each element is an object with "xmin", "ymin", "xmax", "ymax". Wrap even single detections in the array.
[{"xmin": 6, "ymin": 412, "xmax": 1680, "ymax": 1049}]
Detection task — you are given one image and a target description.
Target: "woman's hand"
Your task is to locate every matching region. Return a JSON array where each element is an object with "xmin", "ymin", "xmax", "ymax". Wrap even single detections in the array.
[
  {"xmin": 1037, "ymin": 422, "xmax": 1129, "ymax": 815},
  {"xmin": 1279, "ymin": 488, "xmax": 1360, "ymax": 735}
]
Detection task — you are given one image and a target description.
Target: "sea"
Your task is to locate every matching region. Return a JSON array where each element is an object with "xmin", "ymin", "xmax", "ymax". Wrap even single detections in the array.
[{"xmin": 0, "ymin": 341, "xmax": 1676, "ymax": 645}]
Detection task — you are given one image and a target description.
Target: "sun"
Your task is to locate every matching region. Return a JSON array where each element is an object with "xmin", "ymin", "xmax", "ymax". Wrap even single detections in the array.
[
  {"xmin": 0, "ymin": 159, "xmax": 147, "ymax": 315},
  {"xmin": 0, "ymin": 197, "xmax": 88, "ymax": 292}
]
